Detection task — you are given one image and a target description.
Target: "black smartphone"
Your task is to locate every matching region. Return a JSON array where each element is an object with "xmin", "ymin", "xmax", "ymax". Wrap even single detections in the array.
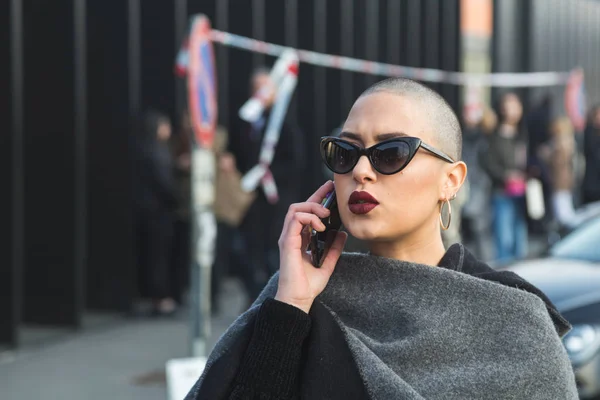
[{"xmin": 309, "ymin": 191, "xmax": 342, "ymax": 267}]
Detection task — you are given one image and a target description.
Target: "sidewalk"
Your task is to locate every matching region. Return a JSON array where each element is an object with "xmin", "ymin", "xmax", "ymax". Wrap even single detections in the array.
[{"xmin": 0, "ymin": 279, "xmax": 248, "ymax": 400}]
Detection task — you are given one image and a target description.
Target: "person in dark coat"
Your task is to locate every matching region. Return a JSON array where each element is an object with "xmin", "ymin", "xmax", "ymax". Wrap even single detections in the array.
[
  {"xmin": 168, "ymin": 110, "xmax": 193, "ymax": 306},
  {"xmin": 583, "ymin": 105, "xmax": 600, "ymax": 205},
  {"xmin": 526, "ymin": 95, "xmax": 554, "ymax": 186},
  {"xmin": 228, "ymin": 68, "xmax": 306, "ymax": 302},
  {"xmin": 185, "ymin": 78, "xmax": 576, "ymax": 400},
  {"xmin": 132, "ymin": 110, "xmax": 178, "ymax": 315},
  {"xmin": 526, "ymin": 95, "xmax": 555, "ymax": 233},
  {"xmin": 480, "ymin": 93, "xmax": 529, "ymax": 262}
]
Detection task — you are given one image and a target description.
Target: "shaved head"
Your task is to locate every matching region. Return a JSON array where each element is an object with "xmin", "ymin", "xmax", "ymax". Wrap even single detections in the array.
[{"xmin": 359, "ymin": 78, "xmax": 462, "ymax": 161}]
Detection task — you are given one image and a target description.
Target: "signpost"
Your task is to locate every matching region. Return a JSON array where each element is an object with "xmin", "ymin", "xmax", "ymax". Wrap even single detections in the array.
[
  {"xmin": 167, "ymin": 14, "xmax": 217, "ymax": 399},
  {"xmin": 186, "ymin": 14, "xmax": 217, "ymax": 359}
]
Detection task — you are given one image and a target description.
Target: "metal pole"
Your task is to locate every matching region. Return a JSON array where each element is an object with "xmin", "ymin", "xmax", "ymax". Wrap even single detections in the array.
[
  {"xmin": 10, "ymin": 0, "xmax": 24, "ymax": 348},
  {"xmin": 73, "ymin": 0, "xmax": 87, "ymax": 328},
  {"xmin": 252, "ymin": 0, "xmax": 265, "ymax": 68},
  {"xmin": 128, "ymin": 0, "xmax": 141, "ymax": 118},
  {"xmin": 387, "ymin": 0, "xmax": 401, "ymax": 65},
  {"xmin": 185, "ymin": 16, "xmax": 218, "ymax": 358},
  {"xmin": 314, "ymin": 0, "xmax": 326, "ymax": 137},
  {"xmin": 406, "ymin": 0, "xmax": 421, "ymax": 68},
  {"xmin": 217, "ymin": 0, "xmax": 229, "ymax": 124},
  {"xmin": 340, "ymin": 0, "xmax": 354, "ymax": 114},
  {"xmin": 190, "ymin": 147, "xmax": 216, "ymax": 357},
  {"xmin": 285, "ymin": 0, "xmax": 298, "ymax": 124},
  {"xmin": 365, "ymin": 0, "xmax": 379, "ymax": 88}
]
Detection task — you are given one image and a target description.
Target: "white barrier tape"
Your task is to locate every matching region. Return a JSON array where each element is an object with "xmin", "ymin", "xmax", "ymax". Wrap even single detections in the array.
[
  {"xmin": 239, "ymin": 49, "xmax": 299, "ymax": 123},
  {"xmin": 261, "ymin": 169, "xmax": 279, "ymax": 204},
  {"xmin": 239, "ymin": 163, "xmax": 279, "ymax": 204},
  {"xmin": 257, "ymin": 63, "xmax": 298, "ymax": 166},
  {"xmin": 259, "ymin": 143, "xmax": 276, "ymax": 165},
  {"xmin": 240, "ymin": 164, "xmax": 267, "ymax": 192},
  {"xmin": 240, "ymin": 58, "xmax": 299, "ymax": 197},
  {"xmin": 238, "ymin": 88, "xmax": 271, "ymax": 123},
  {"xmin": 210, "ymin": 30, "xmax": 572, "ymax": 88}
]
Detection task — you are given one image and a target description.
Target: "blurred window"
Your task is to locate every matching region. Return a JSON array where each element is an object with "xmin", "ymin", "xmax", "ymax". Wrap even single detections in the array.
[{"xmin": 551, "ymin": 217, "xmax": 600, "ymax": 263}]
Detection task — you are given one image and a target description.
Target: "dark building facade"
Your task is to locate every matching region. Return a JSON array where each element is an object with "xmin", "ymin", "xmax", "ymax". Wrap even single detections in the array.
[
  {"xmin": 0, "ymin": 0, "xmax": 462, "ymax": 348},
  {"xmin": 2, "ymin": 0, "xmax": 598, "ymax": 348}
]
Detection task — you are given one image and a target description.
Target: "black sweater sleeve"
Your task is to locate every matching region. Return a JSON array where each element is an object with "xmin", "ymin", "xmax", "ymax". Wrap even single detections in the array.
[{"xmin": 228, "ymin": 298, "xmax": 312, "ymax": 400}]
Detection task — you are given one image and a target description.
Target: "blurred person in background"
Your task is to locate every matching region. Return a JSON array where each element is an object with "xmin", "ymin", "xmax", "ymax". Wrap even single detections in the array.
[
  {"xmin": 547, "ymin": 117, "xmax": 577, "ymax": 227},
  {"xmin": 481, "ymin": 93, "xmax": 529, "ymax": 262},
  {"xmin": 169, "ymin": 110, "xmax": 193, "ymax": 306},
  {"xmin": 228, "ymin": 67, "xmax": 306, "ymax": 302},
  {"xmin": 583, "ymin": 105, "xmax": 600, "ymax": 205},
  {"xmin": 132, "ymin": 110, "xmax": 178, "ymax": 315},
  {"xmin": 212, "ymin": 126, "xmax": 255, "ymax": 313},
  {"xmin": 526, "ymin": 95, "xmax": 555, "ymax": 233},
  {"xmin": 459, "ymin": 107, "xmax": 495, "ymax": 260}
]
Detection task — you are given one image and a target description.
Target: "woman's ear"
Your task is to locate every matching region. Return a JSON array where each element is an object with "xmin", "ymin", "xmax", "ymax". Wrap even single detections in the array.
[{"xmin": 442, "ymin": 161, "xmax": 467, "ymax": 199}]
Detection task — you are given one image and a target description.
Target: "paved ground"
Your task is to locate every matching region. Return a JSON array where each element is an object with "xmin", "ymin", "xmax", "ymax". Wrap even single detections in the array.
[{"xmin": 0, "ymin": 279, "xmax": 248, "ymax": 400}]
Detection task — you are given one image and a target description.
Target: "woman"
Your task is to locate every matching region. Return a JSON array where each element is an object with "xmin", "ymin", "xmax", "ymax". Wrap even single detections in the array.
[
  {"xmin": 481, "ymin": 93, "xmax": 529, "ymax": 262},
  {"xmin": 186, "ymin": 79, "xmax": 576, "ymax": 399}
]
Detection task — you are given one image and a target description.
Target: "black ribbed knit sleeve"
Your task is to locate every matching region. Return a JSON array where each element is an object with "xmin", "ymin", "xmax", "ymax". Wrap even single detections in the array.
[{"xmin": 228, "ymin": 298, "xmax": 312, "ymax": 400}]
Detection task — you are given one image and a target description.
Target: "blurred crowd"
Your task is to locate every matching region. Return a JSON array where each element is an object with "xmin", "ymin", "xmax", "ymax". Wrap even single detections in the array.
[
  {"xmin": 327, "ymin": 91, "xmax": 600, "ymax": 264},
  {"xmin": 129, "ymin": 68, "xmax": 600, "ymax": 311},
  {"xmin": 130, "ymin": 68, "xmax": 306, "ymax": 313},
  {"xmin": 449, "ymin": 94, "xmax": 600, "ymax": 264}
]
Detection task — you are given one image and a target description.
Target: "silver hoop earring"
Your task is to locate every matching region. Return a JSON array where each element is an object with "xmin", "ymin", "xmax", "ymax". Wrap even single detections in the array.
[{"xmin": 439, "ymin": 198, "xmax": 452, "ymax": 231}]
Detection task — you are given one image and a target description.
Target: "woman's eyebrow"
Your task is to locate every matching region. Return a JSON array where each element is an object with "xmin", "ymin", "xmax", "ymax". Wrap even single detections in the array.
[
  {"xmin": 339, "ymin": 132, "xmax": 363, "ymax": 143},
  {"xmin": 339, "ymin": 132, "xmax": 409, "ymax": 144},
  {"xmin": 376, "ymin": 132, "xmax": 409, "ymax": 141}
]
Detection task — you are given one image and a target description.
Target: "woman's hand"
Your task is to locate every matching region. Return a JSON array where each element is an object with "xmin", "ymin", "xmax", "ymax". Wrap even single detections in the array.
[{"xmin": 275, "ymin": 181, "xmax": 347, "ymax": 314}]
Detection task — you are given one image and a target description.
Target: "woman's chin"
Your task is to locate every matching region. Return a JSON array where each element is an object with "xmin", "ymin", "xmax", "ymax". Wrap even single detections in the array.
[{"xmin": 344, "ymin": 224, "xmax": 381, "ymax": 241}]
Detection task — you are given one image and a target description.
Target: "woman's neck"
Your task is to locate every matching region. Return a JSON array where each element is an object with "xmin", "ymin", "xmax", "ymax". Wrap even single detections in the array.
[{"xmin": 367, "ymin": 228, "xmax": 447, "ymax": 266}]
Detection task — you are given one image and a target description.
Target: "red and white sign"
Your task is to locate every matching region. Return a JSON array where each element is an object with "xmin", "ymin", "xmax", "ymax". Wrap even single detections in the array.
[{"xmin": 187, "ymin": 15, "xmax": 218, "ymax": 148}]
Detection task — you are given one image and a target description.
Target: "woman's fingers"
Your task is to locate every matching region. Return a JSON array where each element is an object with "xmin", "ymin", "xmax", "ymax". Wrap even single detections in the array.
[
  {"xmin": 319, "ymin": 231, "xmax": 348, "ymax": 274},
  {"xmin": 281, "ymin": 202, "xmax": 330, "ymax": 236},
  {"xmin": 306, "ymin": 180, "xmax": 334, "ymax": 204},
  {"xmin": 279, "ymin": 212, "xmax": 326, "ymax": 249},
  {"xmin": 287, "ymin": 202, "xmax": 331, "ymax": 219},
  {"xmin": 280, "ymin": 181, "xmax": 334, "ymax": 239}
]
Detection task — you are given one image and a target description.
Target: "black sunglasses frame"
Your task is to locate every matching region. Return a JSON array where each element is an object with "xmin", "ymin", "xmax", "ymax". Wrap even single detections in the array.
[{"xmin": 320, "ymin": 136, "xmax": 455, "ymax": 175}]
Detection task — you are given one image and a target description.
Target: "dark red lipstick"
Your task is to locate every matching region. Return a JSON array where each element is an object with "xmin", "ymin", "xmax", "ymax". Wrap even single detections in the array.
[{"xmin": 348, "ymin": 191, "xmax": 379, "ymax": 215}]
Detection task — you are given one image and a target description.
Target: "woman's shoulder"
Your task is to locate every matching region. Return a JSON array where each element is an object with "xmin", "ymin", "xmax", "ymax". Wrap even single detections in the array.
[
  {"xmin": 446, "ymin": 244, "xmax": 571, "ymax": 337},
  {"xmin": 334, "ymin": 245, "xmax": 570, "ymax": 338}
]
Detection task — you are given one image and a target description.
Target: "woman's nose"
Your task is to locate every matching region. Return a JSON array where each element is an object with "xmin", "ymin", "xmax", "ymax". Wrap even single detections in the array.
[{"xmin": 352, "ymin": 155, "xmax": 377, "ymax": 183}]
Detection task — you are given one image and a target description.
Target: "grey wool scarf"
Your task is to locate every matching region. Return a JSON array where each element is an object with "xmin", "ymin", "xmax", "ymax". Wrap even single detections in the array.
[{"xmin": 193, "ymin": 244, "xmax": 577, "ymax": 399}]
